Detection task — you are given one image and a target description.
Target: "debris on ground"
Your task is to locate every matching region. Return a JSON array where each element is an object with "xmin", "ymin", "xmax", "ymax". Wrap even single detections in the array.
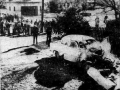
[
  {"xmin": 87, "ymin": 67, "xmax": 116, "ymax": 90},
  {"xmin": 1, "ymin": 37, "xmax": 120, "ymax": 90},
  {"xmin": 20, "ymin": 48, "xmax": 40, "ymax": 55}
]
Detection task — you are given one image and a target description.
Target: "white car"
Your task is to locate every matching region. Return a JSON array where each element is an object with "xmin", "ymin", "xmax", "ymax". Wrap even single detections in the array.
[{"xmin": 50, "ymin": 35, "xmax": 102, "ymax": 62}]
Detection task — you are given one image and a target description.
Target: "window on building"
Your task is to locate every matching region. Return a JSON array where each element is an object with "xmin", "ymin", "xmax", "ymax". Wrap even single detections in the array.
[
  {"xmin": 14, "ymin": 7, "xmax": 15, "ymax": 11},
  {"xmin": 21, "ymin": 6, "xmax": 38, "ymax": 16}
]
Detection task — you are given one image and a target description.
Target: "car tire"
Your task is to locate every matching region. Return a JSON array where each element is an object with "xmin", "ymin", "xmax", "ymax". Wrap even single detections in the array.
[{"xmin": 53, "ymin": 50, "xmax": 59, "ymax": 58}]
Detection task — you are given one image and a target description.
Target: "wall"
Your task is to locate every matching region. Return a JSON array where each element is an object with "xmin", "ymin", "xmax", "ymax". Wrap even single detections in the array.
[{"xmin": 5, "ymin": 2, "xmax": 42, "ymax": 16}]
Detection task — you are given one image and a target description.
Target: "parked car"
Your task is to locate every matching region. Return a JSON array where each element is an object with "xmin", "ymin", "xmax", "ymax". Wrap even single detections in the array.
[{"xmin": 50, "ymin": 35, "xmax": 102, "ymax": 62}]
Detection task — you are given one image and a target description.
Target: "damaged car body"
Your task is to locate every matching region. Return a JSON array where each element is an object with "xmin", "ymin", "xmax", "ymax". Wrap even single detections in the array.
[{"xmin": 34, "ymin": 35, "xmax": 120, "ymax": 90}]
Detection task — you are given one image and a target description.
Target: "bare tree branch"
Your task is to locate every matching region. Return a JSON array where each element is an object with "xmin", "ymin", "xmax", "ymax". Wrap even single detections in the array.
[
  {"xmin": 95, "ymin": 0, "xmax": 119, "ymax": 19},
  {"xmin": 96, "ymin": 0, "xmax": 116, "ymax": 7}
]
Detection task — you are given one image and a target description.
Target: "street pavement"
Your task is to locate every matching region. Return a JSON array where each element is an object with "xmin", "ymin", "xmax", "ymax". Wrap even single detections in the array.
[
  {"xmin": 0, "ymin": 35, "xmax": 47, "ymax": 53},
  {"xmin": 0, "ymin": 35, "xmax": 81, "ymax": 90},
  {"xmin": 0, "ymin": 35, "xmax": 55, "ymax": 77}
]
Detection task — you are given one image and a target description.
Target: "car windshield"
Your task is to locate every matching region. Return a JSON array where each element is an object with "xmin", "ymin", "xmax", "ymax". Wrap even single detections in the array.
[
  {"xmin": 69, "ymin": 41, "xmax": 78, "ymax": 48},
  {"xmin": 78, "ymin": 42, "xmax": 86, "ymax": 48}
]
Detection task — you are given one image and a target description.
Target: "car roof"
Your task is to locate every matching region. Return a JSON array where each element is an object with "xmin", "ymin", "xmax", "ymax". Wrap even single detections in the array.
[{"xmin": 61, "ymin": 35, "xmax": 95, "ymax": 42}]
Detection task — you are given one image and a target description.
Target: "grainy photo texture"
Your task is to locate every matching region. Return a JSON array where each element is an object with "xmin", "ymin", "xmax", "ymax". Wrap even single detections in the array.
[{"xmin": 0, "ymin": 0, "xmax": 120, "ymax": 90}]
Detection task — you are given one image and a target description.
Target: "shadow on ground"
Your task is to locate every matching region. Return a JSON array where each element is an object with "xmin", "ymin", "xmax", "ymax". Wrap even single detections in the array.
[
  {"xmin": 34, "ymin": 57, "xmax": 106, "ymax": 90},
  {"xmin": 2, "ymin": 46, "xmax": 30, "ymax": 53},
  {"xmin": 1, "ymin": 56, "xmax": 107, "ymax": 90},
  {"xmin": 20, "ymin": 48, "xmax": 40, "ymax": 55}
]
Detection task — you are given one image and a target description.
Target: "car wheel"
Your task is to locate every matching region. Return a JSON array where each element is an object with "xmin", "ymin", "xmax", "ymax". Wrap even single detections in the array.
[{"xmin": 53, "ymin": 50, "xmax": 59, "ymax": 58}]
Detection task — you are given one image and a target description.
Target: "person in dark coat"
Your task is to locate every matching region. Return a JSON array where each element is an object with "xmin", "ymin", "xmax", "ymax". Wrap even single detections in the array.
[
  {"xmin": 17, "ymin": 21, "xmax": 21, "ymax": 36},
  {"xmin": 0, "ymin": 21, "xmax": 4, "ymax": 35},
  {"xmin": 104, "ymin": 15, "xmax": 108, "ymax": 27},
  {"xmin": 46, "ymin": 22, "xmax": 52, "ymax": 47},
  {"xmin": 6, "ymin": 21, "xmax": 10, "ymax": 36},
  {"xmin": 95, "ymin": 16, "xmax": 99, "ymax": 28},
  {"xmin": 23, "ymin": 23, "xmax": 27, "ymax": 36},
  {"xmin": 32, "ymin": 24, "xmax": 39, "ymax": 45}
]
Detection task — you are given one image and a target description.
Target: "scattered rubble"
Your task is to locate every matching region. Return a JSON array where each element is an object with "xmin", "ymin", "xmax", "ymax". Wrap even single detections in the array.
[{"xmin": 87, "ymin": 67, "xmax": 116, "ymax": 90}]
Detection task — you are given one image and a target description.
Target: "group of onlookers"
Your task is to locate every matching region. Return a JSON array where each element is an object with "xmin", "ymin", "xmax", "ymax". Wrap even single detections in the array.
[
  {"xmin": 95, "ymin": 15, "xmax": 109, "ymax": 28},
  {"xmin": 0, "ymin": 19, "xmax": 37, "ymax": 36},
  {"xmin": 0, "ymin": 18, "xmax": 55, "ymax": 36},
  {"xmin": 0, "ymin": 16, "xmax": 57, "ymax": 47}
]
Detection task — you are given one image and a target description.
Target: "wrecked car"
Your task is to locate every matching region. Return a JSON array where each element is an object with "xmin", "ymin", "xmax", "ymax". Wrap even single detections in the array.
[
  {"xmin": 50, "ymin": 35, "xmax": 102, "ymax": 62},
  {"xmin": 34, "ymin": 55, "xmax": 119, "ymax": 90},
  {"xmin": 49, "ymin": 35, "xmax": 120, "ymax": 90}
]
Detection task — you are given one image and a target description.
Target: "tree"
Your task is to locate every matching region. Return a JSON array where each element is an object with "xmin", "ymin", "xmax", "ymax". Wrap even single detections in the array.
[
  {"xmin": 95, "ymin": 0, "xmax": 120, "ymax": 20},
  {"xmin": 55, "ymin": 7, "xmax": 90, "ymax": 35},
  {"xmin": 48, "ymin": 1, "xmax": 58, "ymax": 13}
]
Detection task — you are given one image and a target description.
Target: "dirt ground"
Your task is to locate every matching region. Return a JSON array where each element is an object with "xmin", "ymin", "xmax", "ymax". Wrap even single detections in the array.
[
  {"xmin": 1, "ymin": 39, "xmax": 120, "ymax": 90},
  {"xmin": 1, "ymin": 45, "xmax": 85, "ymax": 90}
]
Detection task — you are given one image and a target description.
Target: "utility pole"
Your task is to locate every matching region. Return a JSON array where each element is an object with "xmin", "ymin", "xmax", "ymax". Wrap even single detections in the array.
[{"xmin": 41, "ymin": 0, "xmax": 44, "ymax": 33}]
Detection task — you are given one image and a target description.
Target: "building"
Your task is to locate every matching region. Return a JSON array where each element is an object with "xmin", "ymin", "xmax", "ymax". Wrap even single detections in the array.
[
  {"xmin": 4, "ymin": 0, "xmax": 51, "ymax": 16},
  {"xmin": 4, "ymin": 0, "xmax": 96, "ymax": 17},
  {"xmin": 56, "ymin": 0, "xmax": 86, "ymax": 11}
]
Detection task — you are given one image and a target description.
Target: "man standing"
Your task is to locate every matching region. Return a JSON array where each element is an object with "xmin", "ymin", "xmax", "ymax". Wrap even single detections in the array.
[
  {"xmin": 23, "ymin": 21, "xmax": 27, "ymax": 36},
  {"xmin": 46, "ymin": 22, "xmax": 52, "ymax": 47},
  {"xmin": 10, "ymin": 22, "xmax": 13, "ymax": 36},
  {"xmin": 0, "ymin": 20, "xmax": 4, "ymax": 35},
  {"xmin": 26, "ymin": 20, "xmax": 30, "ymax": 36},
  {"xmin": 95, "ymin": 16, "xmax": 100, "ymax": 28},
  {"xmin": 32, "ymin": 24, "xmax": 39, "ymax": 45},
  {"xmin": 104, "ymin": 15, "xmax": 108, "ymax": 28},
  {"xmin": 17, "ymin": 21, "xmax": 21, "ymax": 36},
  {"xmin": 6, "ymin": 21, "xmax": 10, "ymax": 36},
  {"xmin": 104, "ymin": 15, "xmax": 109, "ymax": 36},
  {"xmin": 30, "ymin": 20, "xmax": 34, "ymax": 36}
]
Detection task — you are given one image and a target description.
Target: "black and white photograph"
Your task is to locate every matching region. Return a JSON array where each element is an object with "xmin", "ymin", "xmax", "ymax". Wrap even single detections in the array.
[{"xmin": 0, "ymin": 0, "xmax": 120, "ymax": 90}]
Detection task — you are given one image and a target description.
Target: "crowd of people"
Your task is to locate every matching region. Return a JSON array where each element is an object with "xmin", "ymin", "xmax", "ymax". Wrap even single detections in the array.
[
  {"xmin": 0, "ymin": 16, "xmax": 57, "ymax": 46},
  {"xmin": 0, "ymin": 19, "xmax": 53, "ymax": 36},
  {"xmin": 0, "ymin": 14, "xmax": 111, "ymax": 47},
  {"xmin": 0, "ymin": 14, "xmax": 110, "ymax": 36}
]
